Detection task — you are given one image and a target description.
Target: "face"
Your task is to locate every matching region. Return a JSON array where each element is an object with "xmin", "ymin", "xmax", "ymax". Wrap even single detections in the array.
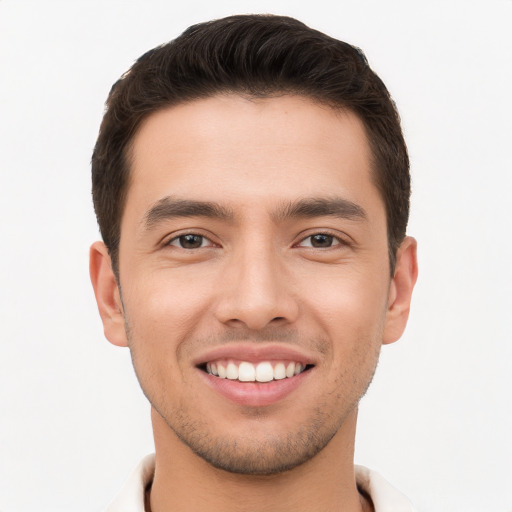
[{"xmin": 91, "ymin": 94, "xmax": 417, "ymax": 475}]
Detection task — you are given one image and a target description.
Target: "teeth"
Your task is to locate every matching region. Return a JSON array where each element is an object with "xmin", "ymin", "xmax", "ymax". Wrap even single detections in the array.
[
  {"xmin": 217, "ymin": 363, "xmax": 227, "ymax": 379},
  {"xmin": 226, "ymin": 362, "xmax": 238, "ymax": 380},
  {"xmin": 206, "ymin": 360, "xmax": 307, "ymax": 382},
  {"xmin": 273, "ymin": 363, "xmax": 286, "ymax": 380},
  {"xmin": 255, "ymin": 362, "xmax": 273, "ymax": 382},
  {"xmin": 238, "ymin": 361, "xmax": 255, "ymax": 381}
]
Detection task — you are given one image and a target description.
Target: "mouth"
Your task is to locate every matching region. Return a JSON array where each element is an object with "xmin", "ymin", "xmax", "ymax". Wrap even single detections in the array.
[
  {"xmin": 194, "ymin": 345, "xmax": 316, "ymax": 406},
  {"xmin": 200, "ymin": 359, "xmax": 314, "ymax": 383}
]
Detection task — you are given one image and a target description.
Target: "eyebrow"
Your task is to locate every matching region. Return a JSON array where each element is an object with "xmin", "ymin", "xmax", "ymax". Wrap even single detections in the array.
[
  {"xmin": 273, "ymin": 197, "xmax": 367, "ymax": 222},
  {"xmin": 143, "ymin": 196, "xmax": 234, "ymax": 229},
  {"xmin": 142, "ymin": 195, "xmax": 366, "ymax": 231}
]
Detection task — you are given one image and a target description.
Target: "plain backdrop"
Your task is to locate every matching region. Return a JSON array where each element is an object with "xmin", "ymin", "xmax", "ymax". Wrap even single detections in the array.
[{"xmin": 1, "ymin": 1, "xmax": 511, "ymax": 511}]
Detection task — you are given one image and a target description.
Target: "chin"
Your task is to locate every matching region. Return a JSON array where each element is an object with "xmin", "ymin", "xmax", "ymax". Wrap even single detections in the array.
[
  {"xmin": 159, "ymin": 401, "xmax": 351, "ymax": 476},
  {"xmin": 182, "ymin": 430, "xmax": 335, "ymax": 476}
]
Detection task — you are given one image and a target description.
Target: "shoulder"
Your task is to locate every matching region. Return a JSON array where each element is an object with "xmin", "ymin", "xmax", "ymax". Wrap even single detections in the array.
[
  {"xmin": 355, "ymin": 465, "xmax": 417, "ymax": 512},
  {"xmin": 103, "ymin": 454, "xmax": 155, "ymax": 512}
]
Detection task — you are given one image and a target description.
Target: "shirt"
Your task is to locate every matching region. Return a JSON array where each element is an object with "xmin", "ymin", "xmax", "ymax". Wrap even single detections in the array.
[{"xmin": 104, "ymin": 454, "xmax": 416, "ymax": 512}]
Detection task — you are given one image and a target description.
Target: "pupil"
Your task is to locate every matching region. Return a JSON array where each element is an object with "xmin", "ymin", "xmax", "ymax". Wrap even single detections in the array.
[
  {"xmin": 312, "ymin": 234, "xmax": 332, "ymax": 247},
  {"xmin": 180, "ymin": 234, "xmax": 202, "ymax": 249}
]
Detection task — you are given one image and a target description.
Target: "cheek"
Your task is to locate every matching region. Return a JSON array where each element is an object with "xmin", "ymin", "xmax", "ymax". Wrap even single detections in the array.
[
  {"xmin": 126, "ymin": 269, "xmax": 213, "ymax": 330},
  {"xmin": 121, "ymin": 271, "xmax": 214, "ymax": 378},
  {"xmin": 303, "ymin": 267, "xmax": 389, "ymax": 379},
  {"xmin": 306, "ymin": 268, "xmax": 389, "ymax": 333}
]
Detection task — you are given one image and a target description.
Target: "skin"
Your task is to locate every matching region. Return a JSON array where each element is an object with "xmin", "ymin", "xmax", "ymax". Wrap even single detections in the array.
[{"xmin": 90, "ymin": 94, "xmax": 418, "ymax": 512}]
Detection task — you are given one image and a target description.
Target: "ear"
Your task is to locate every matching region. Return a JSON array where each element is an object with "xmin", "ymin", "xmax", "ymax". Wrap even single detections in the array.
[
  {"xmin": 89, "ymin": 241, "xmax": 128, "ymax": 347},
  {"xmin": 382, "ymin": 236, "xmax": 418, "ymax": 345}
]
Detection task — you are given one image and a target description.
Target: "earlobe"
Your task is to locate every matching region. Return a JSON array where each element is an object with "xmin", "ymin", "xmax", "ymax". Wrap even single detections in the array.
[
  {"xmin": 382, "ymin": 236, "xmax": 418, "ymax": 345},
  {"xmin": 89, "ymin": 241, "xmax": 128, "ymax": 347}
]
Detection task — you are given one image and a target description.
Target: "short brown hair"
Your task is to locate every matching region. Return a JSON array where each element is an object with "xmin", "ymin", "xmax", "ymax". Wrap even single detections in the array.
[{"xmin": 92, "ymin": 14, "xmax": 410, "ymax": 275}]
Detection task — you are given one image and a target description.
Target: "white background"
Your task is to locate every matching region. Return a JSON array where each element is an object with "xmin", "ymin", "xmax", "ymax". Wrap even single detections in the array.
[{"xmin": 1, "ymin": 1, "xmax": 511, "ymax": 511}]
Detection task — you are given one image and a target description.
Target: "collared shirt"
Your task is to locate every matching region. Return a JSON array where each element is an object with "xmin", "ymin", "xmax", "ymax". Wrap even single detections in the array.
[{"xmin": 105, "ymin": 454, "xmax": 416, "ymax": 512}]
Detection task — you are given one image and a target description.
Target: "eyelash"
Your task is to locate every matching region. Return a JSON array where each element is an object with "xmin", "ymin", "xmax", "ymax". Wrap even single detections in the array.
[
  {"xmin": 166, "ymin": 233, "xmax": 216, "ymax": 249},
  {"xmin": 295, "ymin": 232, "xmax": 348, "ymax": 249},
  {"xmin": 165, "ymin": 231, "xmax": 348, "ymax": 250}
]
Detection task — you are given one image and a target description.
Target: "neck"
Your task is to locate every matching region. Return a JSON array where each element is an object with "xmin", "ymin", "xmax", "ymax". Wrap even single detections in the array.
[{"xmin": 148, "ymin": 407, "xmax": 371, "ymax": 512}]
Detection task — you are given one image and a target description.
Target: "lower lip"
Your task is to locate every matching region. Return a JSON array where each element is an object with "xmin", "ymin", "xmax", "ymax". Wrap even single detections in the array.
[{"xmin": 198, "ymin": 369, "xmax": 312, "ymax": 407}]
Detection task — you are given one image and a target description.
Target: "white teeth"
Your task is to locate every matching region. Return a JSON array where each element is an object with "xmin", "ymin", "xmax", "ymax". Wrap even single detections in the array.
[
  {"xmin": 217, "ymin": 363, "xmax": 227, "ymax": 379},
  {"xmin": 226, "ymin": 362, "xmax": 238, "ymax": 380},
  {"xmin": 256, "ymin": 362, "xmax": 274, "ymax": 382},
  {"xmin": 273, "ymin": 362, "xmax": 286, "ymax": 380},
  {"xmin": 206, "ymin": 360, "xmax": 307, "ymax": 381},
  {"xmin": 238, "ymin": 361, "xmax": 255, "ymax": 381}
]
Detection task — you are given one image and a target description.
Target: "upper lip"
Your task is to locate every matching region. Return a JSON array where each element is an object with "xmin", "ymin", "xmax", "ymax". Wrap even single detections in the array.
[{"xmin": 193, "ymin": 343, "xmax": 318, "ymax": 367}]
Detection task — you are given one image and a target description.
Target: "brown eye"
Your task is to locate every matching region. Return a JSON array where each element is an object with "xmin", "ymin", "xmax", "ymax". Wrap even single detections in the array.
[
  {"xmin": 310, "ymin": 234, "xmax": 334, "ymax": 248},
  {"xmin": 297, "ymin": 233, "xmax": 342, "ymax": 249},
  {"xmin": 169, "ymin": 234, "xmax": 207, "ymax": 249}
]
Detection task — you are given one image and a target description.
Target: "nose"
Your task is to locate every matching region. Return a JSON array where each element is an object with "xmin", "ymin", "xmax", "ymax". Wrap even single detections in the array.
[{"xmin": 214, "ymin": 243, "xmax": 299, "ymax": 330}]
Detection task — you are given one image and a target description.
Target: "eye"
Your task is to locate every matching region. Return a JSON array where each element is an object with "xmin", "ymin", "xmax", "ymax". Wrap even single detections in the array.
[
  {"xmin": 168, "ymin": 234, "xmax": 212, "ymax": 249},
  {"xmin": 297, "ymin": 233, "xmax": 341, "ymax": 248}
]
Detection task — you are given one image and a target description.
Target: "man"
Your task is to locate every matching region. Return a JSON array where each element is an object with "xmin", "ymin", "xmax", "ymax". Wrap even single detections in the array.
[{"xmin": 90, "ymin": 14, "xmax": 418, "ymax": 512}]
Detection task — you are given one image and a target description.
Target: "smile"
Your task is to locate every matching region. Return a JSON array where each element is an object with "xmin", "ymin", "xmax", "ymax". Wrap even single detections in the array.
[{"xmin": 205, "ymin": 360, "xmax": 308, "ymax": 382}]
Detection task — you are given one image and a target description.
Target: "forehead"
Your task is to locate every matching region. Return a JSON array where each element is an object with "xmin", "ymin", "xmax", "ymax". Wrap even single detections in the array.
[{"xmin": 125, "ymin": 94, "xmax": 383, "ymax": 223}]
